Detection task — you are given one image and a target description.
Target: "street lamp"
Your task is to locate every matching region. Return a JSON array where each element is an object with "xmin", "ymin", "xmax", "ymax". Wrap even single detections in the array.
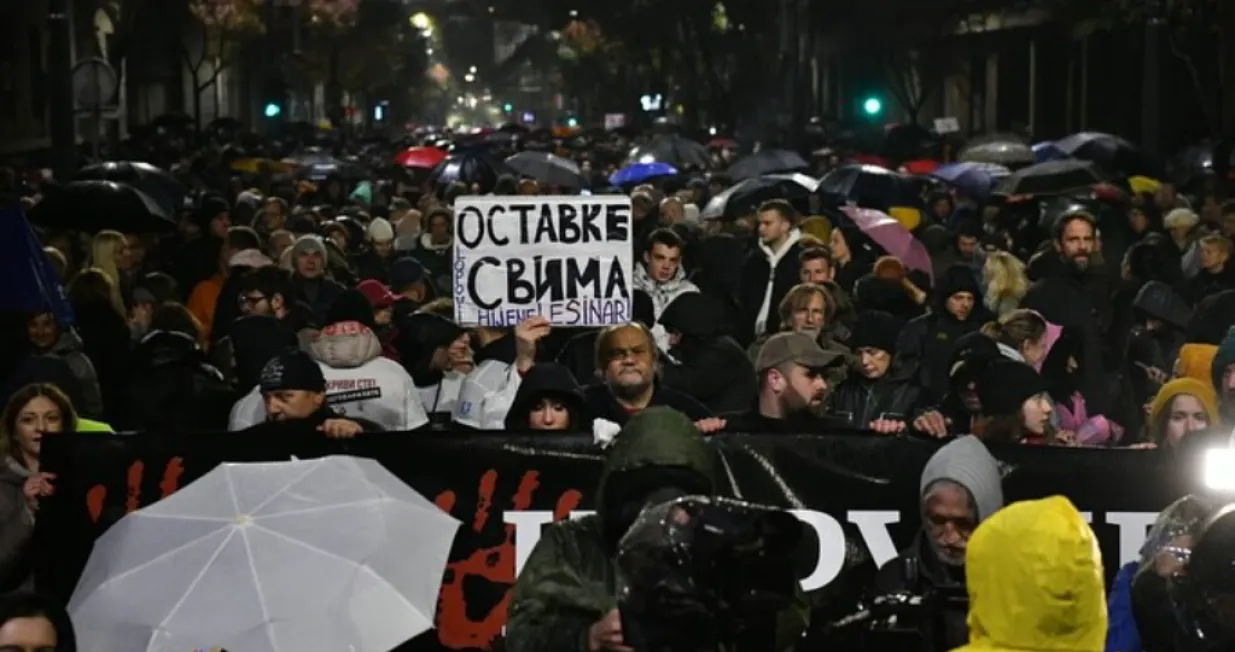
[
  {"xmin": 410, "ymin": 12, "xmax": 431, "ymax": 30},
  {"xmin": 469, "ymin": 66, "xmax": 477, "ymax": 73},
  {"xmin": 464, "ymin": 73, "xmax": 475, "ymax": 83}
]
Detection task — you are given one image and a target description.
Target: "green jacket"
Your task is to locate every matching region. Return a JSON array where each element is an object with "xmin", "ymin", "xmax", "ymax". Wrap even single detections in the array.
[{"xmin": 506, "ymin": 407, "xmax": 809, "ymax": 652}]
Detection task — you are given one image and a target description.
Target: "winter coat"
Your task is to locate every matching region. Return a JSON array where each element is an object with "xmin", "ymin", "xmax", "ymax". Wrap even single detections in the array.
[
  {"xmin": 229, "ymin": 320, "xmax": 427, "ymax": 431},
  {"xmin": 953, "ymin": 496, "xmax": 1105, "ymax": 652},
  {"xmin": 72, "ymin": 301, "xmax": 132, "ymax": 425},
  {"xmin": 503, "ymin": 363, "xmax": 589, "ymax": 430},
  {"xmin": 409, "ymin": 234, "xmax": 453, "ymax": 294},
  {"xmin": 1021, "ymin": 254, "xmax": 1111, "ymax": 416},
  {"xmin": 506, "ymin": 408, "xmax": 808, "ymax": 652},
  {"xmin": 874, "ymin": 436, "xmax": 1003, "ymax": 652},
  {"xmin": 0, "ymin": 457, "xmax": 33, "ymax": 595},
  {"xmin": 658, "ymin": 292, "xmax": 756, "ymax": 415},
  {"xmin": 739, "ymin": 232, "xmax": 805, "ymax": 344},
  {"xmin": 290, "ymin": 275, "xmax": 345, "ymax": 328},
  {"xmin": 125, "ymin": 330, "xmax": 235, "ymax": 432},
  {"xmin": 896, "ymin": 265, "xmax": 990, "ymax": 404},
  {"xmin": 1104, "ymin": 562, "xmax": 1141, "ymax": 652},
  {"xmin": 42, "ymin": 329, "xmax": 103, "ymax": 418},
  {"xmin": 829, "ymin": 360, "xmax": 922, "ymax": 428},
  {"xmin": 582, "ymin": 383, "xmax": 712, "ymax": 426}
]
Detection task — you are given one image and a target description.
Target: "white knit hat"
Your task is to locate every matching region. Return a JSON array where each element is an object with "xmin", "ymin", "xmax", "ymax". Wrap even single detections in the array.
[{"xmin": 367, "ymin": 217, "xmax": 394, "ymax": 243}]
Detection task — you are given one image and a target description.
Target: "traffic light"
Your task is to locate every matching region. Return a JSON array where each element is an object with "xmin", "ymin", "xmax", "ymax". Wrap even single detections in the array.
[
  {"xmin": 862, "ymin": 97, "xmax": 883, "ymax": 116},
  {"xmin": 262, "ymin": 77, "xmax": 289, "ymax": 122},
  {"xmin": 503, "ymin": 102, "xmax": 513, "ymax": 113}
]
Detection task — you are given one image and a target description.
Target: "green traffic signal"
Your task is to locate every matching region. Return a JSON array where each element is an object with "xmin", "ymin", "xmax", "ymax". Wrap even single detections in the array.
[
  {"xmin": 863, "ymin": 97, "xmax": 882, "ymax": 115},
  {"xmin": 264, "ymin": 102, "xmax": 282, "ymax": 118}
]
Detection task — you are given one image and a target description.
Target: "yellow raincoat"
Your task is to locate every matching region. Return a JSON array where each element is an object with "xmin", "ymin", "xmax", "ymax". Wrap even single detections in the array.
[{"xmin": 954, "ymin": 496, "xmax": 1106, "ymax": 652}]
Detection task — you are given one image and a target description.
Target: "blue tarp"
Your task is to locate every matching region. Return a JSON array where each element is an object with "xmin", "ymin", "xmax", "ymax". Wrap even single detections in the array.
[{"xmin": 1, "ymin": 207, "xmax": 74, "ymax": 324}]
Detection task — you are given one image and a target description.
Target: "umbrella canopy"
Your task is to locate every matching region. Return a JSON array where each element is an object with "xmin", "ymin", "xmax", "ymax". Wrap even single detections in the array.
[
  {"xmin": 929, "ymin": 161, "xmax": 1011, "ymax": 200},
  {"xmin": 1054, "ymin": 131, "xmax": 1154, "ymax": 177},
  {"xmin": 700, "ymin": 174, "xmax": 818, "ymax": 220},
  {"xmin": 29, "ymin": 180, "xmax": 175, "ymax": 233},
  {"xmin": 76, "ymin": 161, "xmax": 187, "ymax": 216},
  {"xmin": 284, "ymin": 148, "xmax": 366, "ymax": 181},
  {"xmin": 395, "ymin": 146, "xmax": 447, "ymax": 169},
  {"xmin": 610, "ymin": 161, "xmax": 679, "ymax": 187},
  {"xmin": 627, "ymin": 135, "xmax": 711, "ymax": 168},
  {"xmin": 0, "ymin": 207, "xmax": 73, "ymax": 323},
  {"xmin": 960, "ymin": 140, "xmax": 1035, "ymax": 167},
  {"xmin": 818, "ymin": 164, "xmax": 912, "ymax": 207},
  {"xmin": 429, "ymin": 150, "xmax": 514, "ymax": 191},
  {"xmin": 1032, "ymin": 141, "xmax": 1066, "ymax": 163},
  {"xmin": 505, "ymin": 151, "xmax": 586, "ymax": 188},
  {"xmin": 840, "ymin": 205, "xmax": 933, "ymax": 281},
  {"xmin": 69, "ymin": 455, "xmax": 460, "ymax": 652},
  {"xmin": 726, "ymin": 149, "xmax": 809, "ymax": 180},
  {"xmin": 992, "ymin": 159, "xmax": 1106, "ymax": 196}
]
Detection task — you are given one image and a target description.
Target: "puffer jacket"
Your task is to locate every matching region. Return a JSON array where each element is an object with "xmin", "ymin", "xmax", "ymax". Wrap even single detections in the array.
[
  {"xmin": 232, "ymin": 320, "xmax": 426, "ymax": 431},
  {"xmin": 828, "ymin": 359, "xmax": 922, "ymax": 427},
  {"xmin": 506, "ymin": 408, "xmax": 808, "ymax": 652},
  {"xmin": 954, "ymin": 496, "xmax": 1106, "ymax": 652}
]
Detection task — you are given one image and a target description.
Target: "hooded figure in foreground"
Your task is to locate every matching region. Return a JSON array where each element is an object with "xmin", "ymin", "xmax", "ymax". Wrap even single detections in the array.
[
  {"xmin": 506, "ymin": 407, "xmax": 808, "ymax": 652},
  {"xmin": 954, "ymin": 495, "xmax": 1106, "ymax": 652}
]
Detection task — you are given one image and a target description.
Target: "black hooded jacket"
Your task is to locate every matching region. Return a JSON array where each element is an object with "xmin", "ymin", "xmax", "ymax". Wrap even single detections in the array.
[
  {"xmin": 896, "ymin": 265, "xmax": 991, "ymax": 403},
  {"xmin": 657, "ymin": 293, "xmax": 757, "ymax": 415},
  {"xmin": 504, "ymin": 363, "xmax": 590, "ymax": 430},
  {"xmin": 126, "ymin": 330, "xmax": 235, "ymax": 431}
]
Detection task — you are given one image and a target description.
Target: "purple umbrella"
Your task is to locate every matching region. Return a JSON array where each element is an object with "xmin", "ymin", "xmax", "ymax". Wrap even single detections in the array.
[{"xmin": 840, "ymin": 205, "xmax": 933, "ymax": 283}]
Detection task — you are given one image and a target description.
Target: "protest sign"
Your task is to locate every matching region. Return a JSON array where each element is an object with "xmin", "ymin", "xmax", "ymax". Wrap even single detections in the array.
[{"xmin": 452, "ymin": 195, "xmax": 633, "ymax": 327}]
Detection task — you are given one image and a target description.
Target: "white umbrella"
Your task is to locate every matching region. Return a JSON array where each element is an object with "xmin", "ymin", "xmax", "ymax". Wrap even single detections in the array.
[{"xmin": 69, "ymin": 455, "xmax": 460, "ymax": 652}]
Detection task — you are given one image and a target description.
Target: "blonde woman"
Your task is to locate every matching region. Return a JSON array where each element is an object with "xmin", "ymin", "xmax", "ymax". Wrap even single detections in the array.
[
  {"xmin": 983, "ymin": 250, "xmax": 1028, "ymax": 317},
  {"xmin": 88, "ymin": 230, "xmax": 130, "ymax": 314}
]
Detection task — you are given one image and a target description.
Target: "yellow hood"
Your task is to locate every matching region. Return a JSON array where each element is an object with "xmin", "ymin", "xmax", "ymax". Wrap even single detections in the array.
[{"xmin": 954, "ymin": 496, "xmax": 1106, "ymax": 652}]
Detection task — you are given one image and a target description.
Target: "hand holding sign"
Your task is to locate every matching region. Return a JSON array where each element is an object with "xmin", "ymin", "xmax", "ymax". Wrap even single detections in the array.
[{"xmin": 515, "ymin": 316, "xmax": 552, "ymax": 373}]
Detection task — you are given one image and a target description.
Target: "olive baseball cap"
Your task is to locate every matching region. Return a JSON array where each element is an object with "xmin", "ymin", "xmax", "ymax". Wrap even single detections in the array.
[{"xmin": 754, "ymin": 332, "xmax": 843, "ymax": 373}]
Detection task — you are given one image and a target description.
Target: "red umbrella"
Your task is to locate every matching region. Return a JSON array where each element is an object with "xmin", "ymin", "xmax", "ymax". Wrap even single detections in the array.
[
  {"xmin": 395, "ymin": 147, "xmax": 447, "ymax": 169},
  {"xmin": 901, "ymin": 159, "xmax": 940, "ymax": 175},
  {"xmin": 707, "ymin": 137, "xmax": 736, "ymax": 149}
]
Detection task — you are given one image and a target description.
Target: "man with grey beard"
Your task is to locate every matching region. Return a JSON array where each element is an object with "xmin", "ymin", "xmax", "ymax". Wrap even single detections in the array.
[
  {"xmin": 582, "ymin": 323, "xmax": 715, "ymax": 427},
  {"xmin": 870, "ymin": 436, "xmax": 1004, "ymax": 652}
]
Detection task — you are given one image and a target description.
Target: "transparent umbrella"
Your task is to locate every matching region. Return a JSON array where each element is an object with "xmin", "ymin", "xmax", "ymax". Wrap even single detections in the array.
[{"xmin": 69, "ymin": 456, "xmax": 460, "ymax": 652}]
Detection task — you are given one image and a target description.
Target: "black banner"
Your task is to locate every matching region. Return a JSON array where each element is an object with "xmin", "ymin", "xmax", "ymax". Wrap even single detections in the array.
[{"xmin": 35, "ymin": 432, "xmax": 1186, "ymax": 651}]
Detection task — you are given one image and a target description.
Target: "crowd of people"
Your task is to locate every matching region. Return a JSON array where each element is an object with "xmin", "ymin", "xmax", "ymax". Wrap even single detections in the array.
[{"xmin": 1, "ymin": 122, "xmax": 1234, "ymax": 651}]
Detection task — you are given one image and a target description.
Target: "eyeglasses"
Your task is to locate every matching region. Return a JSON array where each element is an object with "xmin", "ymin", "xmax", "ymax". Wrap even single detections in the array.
[{"xmin": 239, "ymin": 294, "xmax": 267, "ymax": 306}]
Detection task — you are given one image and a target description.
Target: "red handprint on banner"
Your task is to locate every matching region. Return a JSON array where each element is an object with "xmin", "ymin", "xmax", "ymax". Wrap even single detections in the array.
[
  {"xmin": 85, "ymin": 457, "xmax": 185, "ymax": 524},
  {"xmin": 433, "ymin": 469, "xmax": 582, "ymax": 650}
]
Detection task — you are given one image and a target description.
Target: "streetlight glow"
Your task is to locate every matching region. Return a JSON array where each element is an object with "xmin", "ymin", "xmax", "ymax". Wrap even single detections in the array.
[
  {"xmin": 464, "ymin": 73, "xmax": 475, "ymax": 83},
  {"xmin": 410, "ymin": 12, "xmax": 431, "ymax": 30},
  {"xmin": 469, "ymin": 66, "xmax": 477, "ymax": 73}
]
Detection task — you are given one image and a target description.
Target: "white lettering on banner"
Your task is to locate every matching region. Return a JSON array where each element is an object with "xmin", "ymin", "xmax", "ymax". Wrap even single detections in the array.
[
  {"xmin": 506, "ymin": 509, "xmax": 1163, "ymax": 589},
  {"xmin": 453, "ymin": 195, "xmax": 633, "ymax": 327}
]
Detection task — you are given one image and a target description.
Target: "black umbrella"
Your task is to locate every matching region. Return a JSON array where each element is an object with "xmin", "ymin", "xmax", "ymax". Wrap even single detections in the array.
[
  {"xmin": 818, "ymin": 164, "xmax": 914, "ymax": 207},
  {"xmin": 1054, "ymin": 131, "xmax": 1155, "ymax": 177},
  {"xmin": 207, "ymin": 117, "xmax": 244, "ymax": 132},
  {"xmin": 505, "ymin": 151, "xmax": 586, "ymax": 188},
  {"xmin": 726, "ymin": 149, "xmax": 809, "ymax": 180},
  {"xmin": 151, "ymin": 113, "xmax": 193, "ymax": 130},
  {"xmin": 627, "ymin": 135, "xmax": 711, "ymax": 169},
  {"xmin": 285, "ymin": 148, "xmax": 366, "ymax": 181},
  {"xmin": 497, "ymin": 122, "xmax": 529, "ymax": 134},
  {"xmin": 992, "ymin": 159, "xmax": 1106, "ymax": 196},
  {"xmin": 29, "ymin": 181, "xmax": 175, "ymax": 233},
  {"xmin": 700, "ymin": 174, "xmax": 818, "ymax": 220},
  {"xmin": 430, "ymin": 150, "xmax": 514, "ymax": 192},
  {"xmin": 76, "ymin": 161, "xmax": 187, "ymax": 216}
]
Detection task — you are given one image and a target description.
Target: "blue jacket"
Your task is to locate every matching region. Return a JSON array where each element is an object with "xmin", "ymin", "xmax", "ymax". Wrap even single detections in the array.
[{"xmin": 1105, "ymin": 561, "xmax": 1141, "ymax": 652}]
